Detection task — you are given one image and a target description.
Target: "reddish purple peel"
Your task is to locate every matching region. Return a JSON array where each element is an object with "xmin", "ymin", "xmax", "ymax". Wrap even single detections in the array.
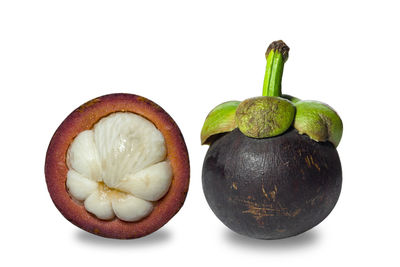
[{"xmin": 45, "ymin": 93, "xmax": 190, "ymax": 239}]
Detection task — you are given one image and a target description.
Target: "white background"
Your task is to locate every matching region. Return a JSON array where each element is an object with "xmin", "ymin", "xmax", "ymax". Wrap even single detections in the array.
[{"xmin": 1, "ymin": 0, "xmax": 399, "ymax": 266}]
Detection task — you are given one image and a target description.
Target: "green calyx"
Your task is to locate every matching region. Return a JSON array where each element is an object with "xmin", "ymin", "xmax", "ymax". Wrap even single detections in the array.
[
  {"xmin": 294, "ymin": 100, "xmax": 343, "ymax": 147},
  {"xmin": 236, "ymin": 96, "xmax": 295, "ymax": 138},
  {"xmin": 234, "ymin": 40, "xmax": 294, "ymax": 139},
  {"xmin": 201, "ymin": 101, "xmax": 240, "ymax": 145},
  {"xmin": 282, "ymin": 94, "xmax": 301, "ymax": 103},
  {"xmin": 200, "ymin": 40, "xmax": 343, "ymax": 147}
]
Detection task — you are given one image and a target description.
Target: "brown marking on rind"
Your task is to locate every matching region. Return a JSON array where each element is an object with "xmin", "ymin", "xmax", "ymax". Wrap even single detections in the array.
[
  {"xmin": 291, "ymin": 208, "xmax": 301, "ymax": 217},
  {"xmin": 304, "ymin": 155, "xmax": 321, "ymax": 171},
  {"xmin": 241, "ymin": 198, "xmax": 301, "ymax": 221},
  {"xmin": 270, "ymin": 191, "xmax": 276, "ymax": 202},
  {"xmin": 232, "ymin": 182, "xmax": 238, "ymax": 190},
  {"xmin": 241, "ymin": 199, "xmax": 276, "ymax": 221},
  {"xmin": 261, "ymin": 185, "xmax": 270, "ymax": 200},
  {"xmin": 269, "ymin": 185, "xmax": 278, "ymax": 202},
  {"xmin": 305, "ymin": 155, "xmax": 312, "ymax": 168},
  {"xmin": 309, "ymin": 155, "xmax": 321, "ymax": 171},
  {"xmin": 274, "ymin": 202, "xmax": 302, "ymax": 217},
  {"xmin": 307, "ymin": 194, "xmax": 325, "ymax": 206},
  {"xmin": 45, "ymin": 93, "xmax": 190, "ymax": 239}
]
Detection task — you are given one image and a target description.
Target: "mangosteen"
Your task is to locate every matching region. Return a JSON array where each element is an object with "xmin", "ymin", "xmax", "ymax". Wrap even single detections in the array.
[
  {"xmin": 201, "ymin": 40, "xmax": 343, "ymax": 239},
  {"xmin": 45, "ymin": 93, "xmax": 189, "ymax": 239}
]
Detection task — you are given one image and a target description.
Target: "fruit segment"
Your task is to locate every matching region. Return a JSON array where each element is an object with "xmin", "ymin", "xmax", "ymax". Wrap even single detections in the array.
[
  {"xmin": 66, "ymin": 170, "xmax": 98, "ymax": 201},
  {"xmin": 66, "ymin": 112, "xmax": 172, "ymax": 222},
  {"xmin": 67, "ymin": 130, "xmax": 101, "ymax": 181},
  {"xmin": 84, "ymin": 190, "xmax": 115, "ymax": 220},
  {"xmin": 93, "ymin": 112, "xmax": 167, "ymax": 188},
  {"xmin": 117, "ymin": 161, "xmax": 173, "ymax": 201},
  {"xmin": 111, "ymin": 194, "xmax": 153, "ymax": 222}
]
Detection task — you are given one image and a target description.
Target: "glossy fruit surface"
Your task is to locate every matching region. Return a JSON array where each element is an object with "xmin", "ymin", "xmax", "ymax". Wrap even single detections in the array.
[{"xmin": 202, "ymin": 128, "xmax": 341, "ymax": 239}]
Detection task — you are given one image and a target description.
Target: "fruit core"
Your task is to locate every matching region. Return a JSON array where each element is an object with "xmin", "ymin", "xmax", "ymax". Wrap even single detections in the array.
[{"xmin": 65, "ymin": 112, "xmax": 172, "ymax": 222}]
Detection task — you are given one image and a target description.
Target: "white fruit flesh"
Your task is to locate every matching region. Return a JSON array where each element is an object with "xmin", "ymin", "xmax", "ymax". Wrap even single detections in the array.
[{"xmin": 66, "ymin": 112, "xmax": 172, "ymax": 222}]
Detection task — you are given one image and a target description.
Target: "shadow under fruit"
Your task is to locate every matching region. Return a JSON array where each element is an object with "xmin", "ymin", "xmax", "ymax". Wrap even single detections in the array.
[{"xmin": 201, "ymin": 40, "xmax": 343, "ymax": 239}]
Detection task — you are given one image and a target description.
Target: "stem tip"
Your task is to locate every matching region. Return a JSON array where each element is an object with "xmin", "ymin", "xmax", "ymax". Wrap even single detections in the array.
[{"xmin": 266, "ymin": 40, "xmax": 290, "ymax": 62}]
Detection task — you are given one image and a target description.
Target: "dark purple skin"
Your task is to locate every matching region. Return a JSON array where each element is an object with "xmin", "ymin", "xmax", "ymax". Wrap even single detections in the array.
[{"xmin": 202, "ymin": 128, "xmax": 342, "ymax": 239}]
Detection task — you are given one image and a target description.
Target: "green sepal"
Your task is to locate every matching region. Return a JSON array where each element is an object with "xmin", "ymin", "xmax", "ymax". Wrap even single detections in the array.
[
  {"xmin": 236, "ymin": 96, "xmax": 295, "ymax": 138},
  {"xmin": 201, "ymin": 101, "xmax": 240, "ymax": 145},
  {"xmin": 282, "ymin": 94, "xmax": 301, "ymax": 103},
  {"xmin": 294, "ymin": 100, "xmax": 343, "ymax": 147}
]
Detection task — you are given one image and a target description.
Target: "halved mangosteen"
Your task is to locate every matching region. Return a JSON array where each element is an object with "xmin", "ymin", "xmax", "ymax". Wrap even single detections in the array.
[
  {"xmin": 45, "ymin": 93, "xmax": 189, "ymax": 239},
  {"xmin": 201, "ymin": 41, "xmax": 343, "ymax": 239}
]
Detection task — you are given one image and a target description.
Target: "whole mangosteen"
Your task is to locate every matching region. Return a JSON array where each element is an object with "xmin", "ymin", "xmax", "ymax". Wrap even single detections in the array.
[{"xmin": 201, "ymin": 41, "xmax": 343, "ymax": 239}]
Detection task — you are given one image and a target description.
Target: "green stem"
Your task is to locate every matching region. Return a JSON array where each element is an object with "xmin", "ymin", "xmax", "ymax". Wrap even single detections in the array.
[{"xmin": 262, "ymin": 40, "xmax": 290, "ymax": 97}]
